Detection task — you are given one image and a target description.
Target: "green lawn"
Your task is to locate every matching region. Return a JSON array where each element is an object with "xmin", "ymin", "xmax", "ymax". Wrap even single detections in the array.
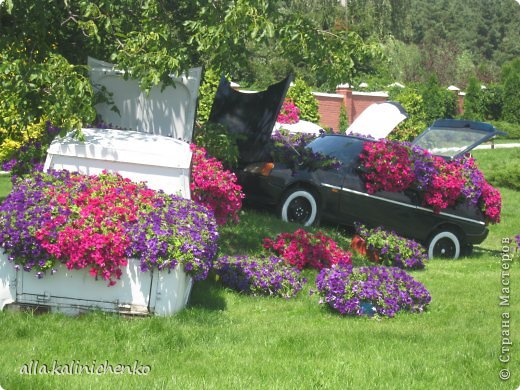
[{"xmin": 0, "ymin": 150, "xmax": 519, "ymax": 389}]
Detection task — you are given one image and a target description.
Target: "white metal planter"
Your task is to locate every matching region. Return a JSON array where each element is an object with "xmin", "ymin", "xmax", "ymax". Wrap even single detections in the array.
[
  {"xmin": 0, "ymin": 252, "xmax": 192, "ymax": 316},
  {"xmin": 0, "ymin": 59, "xmax": 204, "ymax": 316},
  {"xmin": 43, "ymin": 127, "xmax": 192, "ymax": 199}
]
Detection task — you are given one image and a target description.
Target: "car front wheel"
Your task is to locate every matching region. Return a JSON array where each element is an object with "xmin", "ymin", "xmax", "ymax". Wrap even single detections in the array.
[
  {"xmin": 427, "ymin": 230, "xmax": 461, "ymax": 259},
  {"xmin": 280, "ymin": 188, "xmax": 318, "ymax": 226}
]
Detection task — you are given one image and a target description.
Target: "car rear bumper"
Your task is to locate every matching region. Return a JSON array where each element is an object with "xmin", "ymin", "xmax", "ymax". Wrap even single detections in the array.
[{"xmin": 465, "ymin": 226, "xmax": 489, "ymax": 245}]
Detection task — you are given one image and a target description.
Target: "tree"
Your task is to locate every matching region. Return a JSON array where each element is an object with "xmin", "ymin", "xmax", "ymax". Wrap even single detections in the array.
[
  {"xmin": 420, "ymin": 76, "xmax": 457, "ymax": 123},
  {"xmin": 463, "ymin": 77, "xmax": 484, "ymax": 121},
  {"xmin": 0, "ymin": 0, "xmax": 382, "ymax": 169},
  {"xmin": 501, "ymin": 58, "xmax": 520, "ymax": 124}
]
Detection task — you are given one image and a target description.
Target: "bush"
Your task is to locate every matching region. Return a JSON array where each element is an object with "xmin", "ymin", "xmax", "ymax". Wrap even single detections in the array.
[
  {"xmin": 263, "ymin": 229, "xmax": 352, "ymax": 270},
  {"xmin": 491, "ymin": 121, "xmax": 520, "ymax": 139},
  {"xmin": 388, "ymin": 87, "xmax": 428, "ymax": 141},
  {"xmin": 354, "ymin": 224, "xmax": 428, "ymax": 270},
  {"xmin": 0, "ymin": 44, "xmax": 95, "ymax": 155},
  {"xmin": 339, "ymin": 104, "xmax": 349, "ymax": 132},
  {"xmin": 482, "ymin": 149, "xmax": 520, "ymax": 191},
  {"xmin": 190, "ymin": 145, "xmax": 245, "ymax": 225},
  {"xmin": 420, "ymin": 76, "xmax": 457, "ymax": 124},
  {"xmin": 315, "ymin": 264, "xmax": 432, "ymax": 318},
  {"xmin": 194, "ymin": 122, "xmax": 240, "ymax": 168},
  {"xmin": 286, "ymin": 78, "xmax": 320, "ymax": 123},
  {"xmin": 1, "ymin": 120, "xmax": 61, "ymax": 179},
  {"xmin": 214, "ymin": 255, "xmax": 306, "ymax": 299},
  {"xmin": 501, "ymin": 58, "xmax": 520, "ymax": 124}
]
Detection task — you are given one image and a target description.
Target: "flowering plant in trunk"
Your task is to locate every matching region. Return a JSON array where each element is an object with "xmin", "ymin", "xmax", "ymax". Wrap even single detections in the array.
[
  {"xmin": 263, "ymin": 229, "xmax": 352, "ymax": 270},
  {"xmin": 315, "ymin": 264, "xmax": 431, "ymax": 318},
  {"xmin": 0, "ymin": 170, "xmax": 218, "ymax": 286},
  {"xmin": 214, "ymin": 255, "xmax": 306, "ymax": 299},
  {"xmin": 358, "ymin": 139, "xmax": 502, "ymax": 223}
]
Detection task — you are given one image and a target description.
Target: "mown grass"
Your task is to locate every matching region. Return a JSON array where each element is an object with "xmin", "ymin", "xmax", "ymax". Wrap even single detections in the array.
[{"xmin": 0, "ymin": 149, "xmax": 518, "ymax": 389}]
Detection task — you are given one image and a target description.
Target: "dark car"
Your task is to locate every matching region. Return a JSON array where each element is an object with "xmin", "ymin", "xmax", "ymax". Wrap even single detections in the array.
[{"xmin": 237, "ymin": 119, "xmax": 505, "ymax": 259}]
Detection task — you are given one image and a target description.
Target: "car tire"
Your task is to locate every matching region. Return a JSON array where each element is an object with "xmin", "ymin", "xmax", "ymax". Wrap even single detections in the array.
[
  {"xmin": 280, "ymin": 188, "xmax": 319, "ymax": 226},
  {"xmin": 427, "ymin": 230, "xmax": 461, "ymax": 260}
]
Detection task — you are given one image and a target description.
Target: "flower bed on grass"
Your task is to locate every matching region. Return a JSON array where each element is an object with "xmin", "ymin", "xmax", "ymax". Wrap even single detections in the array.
[
  {"xmin": 315, "ymin": 264, "xmax": 431, "ymax": 318},
  {"xmin": 0, "ymin": 170, "xmax": 218, "ymax": 286},
  {"xmin": 214, "ymin": 255, "xmax": 305, "ymax": 298},
  {"xmin": 359, "ymin": 139, "xmax": 502, "ymax": 223},
  {"xmin": 354, "ymin": 224, "xmax": 428, "ymax": 270},
  {"xmin": 263, "ymin": 229, "xmax": 352, "ymax": 270}
]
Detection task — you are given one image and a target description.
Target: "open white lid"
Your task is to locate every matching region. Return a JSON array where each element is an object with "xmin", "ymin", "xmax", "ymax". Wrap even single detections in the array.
[
  {"xmin": 47, "ymin": 128, "xmax": 192, "ymax": 169},
  {"xmin": 88, "ymin": 57, "xmax": 201, "ymax": 142},
  {"xmin": 345, "ymin": 101, "xmax": 408, "ymax": 139}
]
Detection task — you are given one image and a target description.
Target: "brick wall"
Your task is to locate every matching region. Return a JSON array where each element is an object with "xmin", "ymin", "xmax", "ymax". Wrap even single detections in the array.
[
  {"xmin": 349, "ymin": 92, "xmax": 388, "ymax": 124},
  {"xmin": 318, "ymin": 87, "xmax": 388, "ymax": 131},
  {"xmin": 312, "ymin": 92, "xmax": 344, "ymax": 132}
]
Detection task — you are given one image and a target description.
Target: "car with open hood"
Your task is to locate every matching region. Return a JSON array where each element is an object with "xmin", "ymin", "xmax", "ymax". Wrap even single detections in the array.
[
  {"xmin": 241, "ymin": 117, "xmax": 505, "ymax": 260},
  {"xmin": 208, "ymin": 81, "xmax": 504, "ymax": 259}
]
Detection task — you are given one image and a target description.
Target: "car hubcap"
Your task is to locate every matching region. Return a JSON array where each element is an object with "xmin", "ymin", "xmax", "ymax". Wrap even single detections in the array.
[
  {"xmin": 288, "ymin": 197, "xmax": 311, "ymax": 223},
  {"xmin": 433, "ymin": 238, "xmax": 456, "ymax": 258}
]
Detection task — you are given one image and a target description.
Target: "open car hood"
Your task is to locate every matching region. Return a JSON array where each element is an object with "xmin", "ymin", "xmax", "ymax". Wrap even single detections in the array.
[
  {"xmin": 345, "ymin": 101, "xmax": 408, "ymax": 139},
  {"xmin": 412, "ymin": 119, "xmax": 507, "ymax": 159},
  {"xmin": 208, "ymin": 75, "xmax": 292, "ymax": 166}
]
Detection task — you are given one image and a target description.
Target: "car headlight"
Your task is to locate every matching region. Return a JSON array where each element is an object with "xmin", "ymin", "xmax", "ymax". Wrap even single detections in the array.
[{"xmin": 244, "ymin": 162, "xmax": 275, "ymax": 176}]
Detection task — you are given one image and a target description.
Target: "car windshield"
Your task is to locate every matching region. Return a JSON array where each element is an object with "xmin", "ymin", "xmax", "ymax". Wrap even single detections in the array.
[
  {"xmin": 307, "ymin": 136, "xmax": 364, "ymax": 166},
  {"xmin": 413, "ymin": 127, "xmax": 489, "ymax": 157}
]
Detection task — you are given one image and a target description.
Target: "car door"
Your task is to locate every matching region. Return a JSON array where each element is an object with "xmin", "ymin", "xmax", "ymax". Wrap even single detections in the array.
[{"xmin": 337, "ymin": 142, "xmax": 428, "ymax": 238}]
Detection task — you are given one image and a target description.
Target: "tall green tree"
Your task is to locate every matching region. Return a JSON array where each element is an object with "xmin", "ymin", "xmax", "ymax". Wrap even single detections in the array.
[{"xmin": 501, "ymin": 58, "xmax": 520, "ymax": 124}]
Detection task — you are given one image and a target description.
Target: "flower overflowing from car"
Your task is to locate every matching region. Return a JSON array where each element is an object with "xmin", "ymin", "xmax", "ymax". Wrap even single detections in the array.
[
  {"xmin": 271, "ymin": 130, "xmax": 341, "ymax": 173},
  {"xmin": 359, "ymin": 139, "xmax": 502, "ymax": 223}
]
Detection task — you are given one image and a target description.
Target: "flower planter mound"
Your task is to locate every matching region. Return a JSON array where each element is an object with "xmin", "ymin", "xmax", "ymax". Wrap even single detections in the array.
[
  {"xmin": 315, "ymin": 265, "xmax": 431, "ymax": 318},
  {"xmin": 0, "ymin": 253, "xmax": 192, "ymax": 316}
]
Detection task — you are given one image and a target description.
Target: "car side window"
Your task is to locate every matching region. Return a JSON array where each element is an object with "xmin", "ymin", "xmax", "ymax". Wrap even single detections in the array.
[{"xmin": 308, "ymin": 136, "xmax": 364, "ymax": 170}]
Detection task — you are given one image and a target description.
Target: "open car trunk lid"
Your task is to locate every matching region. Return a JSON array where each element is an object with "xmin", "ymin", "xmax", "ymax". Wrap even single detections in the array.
[
  {"xmin": 412, "ymin": 119, "xmax": 507, "ymax": 159},
  {"xmin": 345, "ymin": 101, "xmax": 408, "ymax": 139}
]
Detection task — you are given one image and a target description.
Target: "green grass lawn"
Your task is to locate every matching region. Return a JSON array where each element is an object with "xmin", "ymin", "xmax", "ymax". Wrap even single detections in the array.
[{"xmin": 0, "ymin": 150, "xmax": 519, "ymax": 389}]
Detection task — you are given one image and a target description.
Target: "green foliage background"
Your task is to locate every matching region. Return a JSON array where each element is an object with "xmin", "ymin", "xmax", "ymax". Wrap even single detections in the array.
[{"xmin": 286, "ymin": 79, "xmax": 320, "ymax": 123}]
